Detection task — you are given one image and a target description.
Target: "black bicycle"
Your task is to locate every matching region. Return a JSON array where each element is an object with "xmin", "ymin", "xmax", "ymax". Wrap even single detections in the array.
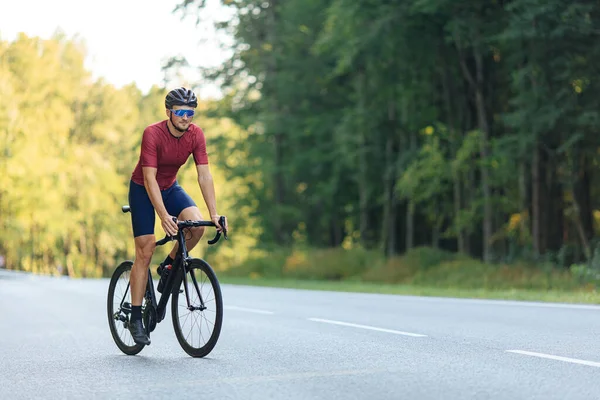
[{"xmin": 107, "ymin": 205, "xmax": 227, "ymax": 357}]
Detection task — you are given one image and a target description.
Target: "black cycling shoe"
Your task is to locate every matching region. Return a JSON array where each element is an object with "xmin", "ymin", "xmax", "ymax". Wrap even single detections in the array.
[{"xmin": 128, "ymin": 319, "xmax": 151, "ymax": 346}]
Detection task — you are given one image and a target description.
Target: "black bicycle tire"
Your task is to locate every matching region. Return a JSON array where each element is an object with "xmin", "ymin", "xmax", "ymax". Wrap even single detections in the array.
[
  {"xmin": 171, "ymin": 258, "xmax": 223, "ymax": 358},
  {"xmin": 107, "ymin": 261, "xmax": 145, "ymax": 355}
]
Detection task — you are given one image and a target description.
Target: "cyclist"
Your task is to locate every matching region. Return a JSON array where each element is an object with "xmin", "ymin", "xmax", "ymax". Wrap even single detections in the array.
[{"xmin": 126, "ymin": 87, "xmax": 227, "ymax": 345}]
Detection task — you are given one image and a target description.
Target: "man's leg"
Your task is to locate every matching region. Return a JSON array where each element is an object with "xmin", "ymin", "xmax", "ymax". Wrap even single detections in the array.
[
  {"xmin": 127, "ymin": 179, "xmax": 155, "ymax": 345},
  {"xmin": 128, "ymin": 235, "xmax": 155, "ymax": 345},
  {"xmin": 131, "ymin": 235, "xmax": 156, "ymax": 306}
]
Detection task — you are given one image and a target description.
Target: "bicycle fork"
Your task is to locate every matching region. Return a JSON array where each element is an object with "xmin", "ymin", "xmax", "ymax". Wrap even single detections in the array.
[{"xmin": 181, "ymin": 264, "xmax": 208, "ymax": 312}]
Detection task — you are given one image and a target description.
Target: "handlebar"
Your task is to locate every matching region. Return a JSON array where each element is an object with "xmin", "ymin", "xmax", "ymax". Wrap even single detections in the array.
[{"xmin": 121, "ymin": 205, "xmax": 228, "ymax": 246}]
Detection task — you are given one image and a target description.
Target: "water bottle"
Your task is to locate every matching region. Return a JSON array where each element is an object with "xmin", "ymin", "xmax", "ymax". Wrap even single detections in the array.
[{"xmin": 157, "ymin": 263, "xmax": 172, "ymax": 293}]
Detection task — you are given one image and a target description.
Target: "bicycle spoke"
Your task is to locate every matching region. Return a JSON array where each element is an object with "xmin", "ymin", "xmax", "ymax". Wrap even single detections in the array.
[
  {"xmin": 167, "ymin": 256, "xmax": 223, "ymax": 357},
  {"xmin": 173, "ymin": 261, "xmax": 221, "ymax": 354},
  {"xmin": 108, "ymin": 262, "xmax": 145, "ymax": 355}
]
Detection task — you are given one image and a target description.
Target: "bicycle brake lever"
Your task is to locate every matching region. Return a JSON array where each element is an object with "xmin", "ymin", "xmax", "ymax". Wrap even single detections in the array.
[
  {"xmin": 207, "ymin": 230, "xmax": 221, "ymax": 245},
  {"xmin": 220, "ymin": 216, "xmax": 228, "ymax": 240},
  {"xmin": 207, "ymin": 216, "xmax": 228, "ymax": 245}
]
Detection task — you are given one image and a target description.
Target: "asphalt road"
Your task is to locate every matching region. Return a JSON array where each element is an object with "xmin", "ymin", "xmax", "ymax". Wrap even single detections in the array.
[{"xmin": 1, "ymin": 269, "xmax": 600, "ymax": 399}]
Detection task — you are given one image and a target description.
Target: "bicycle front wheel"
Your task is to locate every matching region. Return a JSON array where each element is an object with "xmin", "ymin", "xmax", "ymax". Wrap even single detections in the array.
[
  {"xmin": 171, "ymin": 258, "xmax": 223, "ymax": 358},
  {"xmin": 107, "ymin": 261, "xmax": 145, "ymax": 355}
]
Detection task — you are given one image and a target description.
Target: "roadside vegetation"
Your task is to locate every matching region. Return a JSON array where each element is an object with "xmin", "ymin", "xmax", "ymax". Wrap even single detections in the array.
[
  {"xmin": 3, "ymin": 0, "xmax": 600, "ymax": 305},
  {"xmin": 214, "ymin": 246, "xmax": 600, "ymax": 304}
]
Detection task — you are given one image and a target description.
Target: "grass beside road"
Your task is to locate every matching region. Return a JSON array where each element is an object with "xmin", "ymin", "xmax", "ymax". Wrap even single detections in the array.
[
  {"xmin": 219, "ymin": 276, "xmax": 600, "ymax": 304},
  {"xmin": 214, "ymin": 246, "xmax": 600, "ymax": 305}
]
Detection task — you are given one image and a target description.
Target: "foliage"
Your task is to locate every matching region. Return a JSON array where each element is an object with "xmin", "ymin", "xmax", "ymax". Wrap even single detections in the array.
[
  {"xmin": 173, "ymin": 0, "xmax": 600, "ymax": 269},
  {"xmin": 5, "ymin": 0, "xmax": 600, "ymax": 285},
  {"xmin": 0, "ymin": 33, "xmax": 260, "ymax": 277},
  {"xmin": 220, "ymin": 245, "xmax": 588, "ymax": 295}
]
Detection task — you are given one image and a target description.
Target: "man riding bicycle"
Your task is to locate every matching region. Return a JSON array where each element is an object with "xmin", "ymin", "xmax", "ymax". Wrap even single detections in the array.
[{"xmin": 126, "ymin": 87, "xmax": 227, "ymax": 345}]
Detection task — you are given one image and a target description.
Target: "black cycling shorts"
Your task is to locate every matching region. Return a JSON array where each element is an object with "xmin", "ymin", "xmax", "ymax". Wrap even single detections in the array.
[{"xmin": 128, "ymin": 179, "xmax": 197, "ymax": 237}]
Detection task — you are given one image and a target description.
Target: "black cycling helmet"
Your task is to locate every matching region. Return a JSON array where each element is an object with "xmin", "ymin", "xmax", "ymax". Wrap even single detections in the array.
[{"xmin": 165, "ymin": 87, "xmax": 198, "ymax": 109}]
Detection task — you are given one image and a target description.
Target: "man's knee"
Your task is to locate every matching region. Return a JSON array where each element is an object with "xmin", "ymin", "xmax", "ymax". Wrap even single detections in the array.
[
  {"xmin": 188, "ymin": 221, "xmax": 205, "ymax": 240},
  {"xmin": 178, "ymin": 207, "xmax": 205, "ymax": 239},
  {"xmin": 191, "ymin": 226, "xmax": 205, "ymax": 239},
  {"xmin": 134, "ymin": 235, "xmax": 156, "ymax": 264}
]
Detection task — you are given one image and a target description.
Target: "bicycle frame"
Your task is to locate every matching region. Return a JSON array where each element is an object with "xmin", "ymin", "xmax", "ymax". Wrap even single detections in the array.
[
  {"xmin": 152, "ymin": 217, "xmax": 227, "ymax": 323},
  {"xmin": 121, "ymin": 205, "xmax": 227, "ymax": 324},
  {"xmin": 151, "ymin": 229, "xmax": 189, "ymax": 323}
]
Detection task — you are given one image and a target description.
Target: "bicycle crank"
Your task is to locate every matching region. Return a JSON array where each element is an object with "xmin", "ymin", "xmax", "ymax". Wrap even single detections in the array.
[{"xmin": 143, "ymin": 305, "xmax": 157, "ymax": 334}]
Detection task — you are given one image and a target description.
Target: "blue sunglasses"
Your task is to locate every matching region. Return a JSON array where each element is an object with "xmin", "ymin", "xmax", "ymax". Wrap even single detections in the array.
[{"xmin": 170, "ymin": 109, "xmax": 195, "ymax": 118}]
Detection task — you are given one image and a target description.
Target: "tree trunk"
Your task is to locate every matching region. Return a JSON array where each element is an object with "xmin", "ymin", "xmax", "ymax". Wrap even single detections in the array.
[
  {"xmin": 544, "ymin": 155, "xmax": 563, "ymax": 254},
  {"xmin": 389, "ymin": 198, "xmax": 397, "ymax": 256},
  {"xmin": 574, "ymin": 152, "xmax": 594, "ymax": 244},
  {"xmin": 456, "ymin": 30, "xmax": 492, "ymax": 262},
  {"xmin": 473, "ymin": 62, "xmax": 492, "ymax": 263},
  {"xmin": 441, "ymin": 59, "xmax": 465, "ymax": 253},
  {"xmin": 453, "ymin": 178, "xmax": 464, "ymax": 252},
  {"xmin": 531, "ymin": 143, "xmax": 541, "ymax": 256},
  {"xmin": 572, "ymin": 189, "xmax": 591, "ymax": 261},
  {"xmin": 406, "ymin": 202, "xmax": 415, "ymax": 250},
  {"xmin": 519, "ymin": 160, "xmax": 528, "ymax": 242},
  {"xmin": 381, "ymin": 101, "xmax": 397, "ymax": 257},
  {"xmin": 330, "ymin": 199, "xmax": 343, "ymax": 247},
  {"xmin": 571, "ymin": 148, "xmax": 592, "ymax": 260},
  {"xmin": 266, "ymin": 0, "xmax": 286, "ymax": 245},
  {"xmin": 356, "ymin": 71, "xmax": 369, "ymax": 246},
  {"xmin": 405, "ymin": 128, "xmax": 417, "ymax": 251},
  {"xmin": 465, "ymin": 167, "xmax": 474, "ymax": 255}
]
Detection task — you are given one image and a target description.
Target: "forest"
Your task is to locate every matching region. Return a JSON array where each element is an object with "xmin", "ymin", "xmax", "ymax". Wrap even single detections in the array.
[
  {"xmin": 2, "ymin": 0, "xmax": 600, "ymax": 293},
  {"xmin": 178, "ymin": 0, "xmax": 600, "ymax": 264}
]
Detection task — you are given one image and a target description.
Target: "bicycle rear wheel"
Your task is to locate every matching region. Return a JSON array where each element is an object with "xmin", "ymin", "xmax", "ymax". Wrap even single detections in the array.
[
  {"xmin": 107, "ymin": 261, "xmax": 146, "ymax": 355},
  {"xmin": 171, "ymin": 258, "xmax": 223, "ymax": 358}
]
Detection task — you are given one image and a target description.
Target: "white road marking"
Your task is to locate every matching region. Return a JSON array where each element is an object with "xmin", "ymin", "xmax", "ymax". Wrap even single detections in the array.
[
  {"xmin": 308, "ymin": 318, "xmax": 427, "ymax": 337},
  {"xmin": 225, "ymin": 305, "xmax": 274, "ymax": 314},
  {"xmin": 506, "ymin": 350, "xmax": 600, "ymax": 368}
]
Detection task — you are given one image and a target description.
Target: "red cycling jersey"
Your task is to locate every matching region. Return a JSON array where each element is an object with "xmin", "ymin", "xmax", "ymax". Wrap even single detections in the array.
[{"xmin": 131, "ymin": 120, "xmax": 209, "ymax": 190}]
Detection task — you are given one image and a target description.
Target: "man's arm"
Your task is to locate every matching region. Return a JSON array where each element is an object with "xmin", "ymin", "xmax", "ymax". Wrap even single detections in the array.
[
  {"xmin": 193, "ymin": 127, "xmax": 226, "ymax": 231},
  {"xmin": 143, "ymin": 167, "xmax": 178, "ymax": 236},
  {"xmin": 196, "ymin": 164, "xmax": 218, "ymax": 219}
]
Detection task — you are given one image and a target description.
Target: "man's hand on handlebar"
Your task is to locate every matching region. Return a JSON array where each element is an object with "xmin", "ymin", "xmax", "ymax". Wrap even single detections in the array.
[
  {"xmin": 160, "ymin": 213, "xmax": 179, "ymax": 236},
  {"xmin": 211, "ymin": 214, "xmax": 228, "ymax": 233}
]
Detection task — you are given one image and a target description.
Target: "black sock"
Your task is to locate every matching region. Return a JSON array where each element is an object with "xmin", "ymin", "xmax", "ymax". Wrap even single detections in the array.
[
  {"xmin": 131, "ymin": 305, "xmax": 142, "ymax": 322},
  {"xmin": 162, "ymin": 255, "xmax": 174, "ymax": 267}
]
